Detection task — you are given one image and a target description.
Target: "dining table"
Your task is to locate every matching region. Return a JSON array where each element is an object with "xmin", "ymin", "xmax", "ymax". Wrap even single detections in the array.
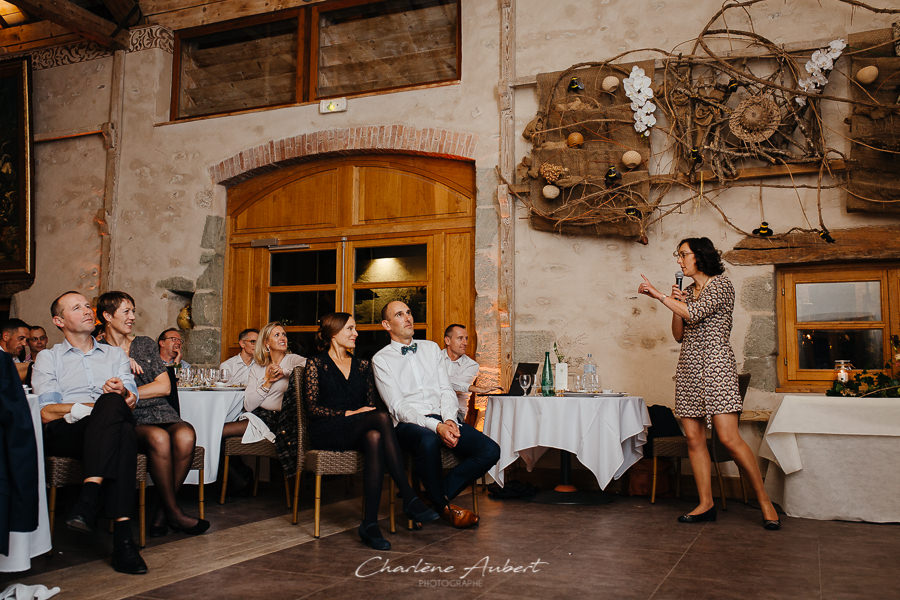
[
  {"xmin": 177, "ymin": 388, "xmax": 245, "ymax": 485},
  {"xmin": 759, "ymin": 393, "xmax": 900, "ymax": 523},
  {"xmin": 0, "ymin": 395, "xmax": 52, "ymax": 573},
  {"xmin": 483, "ymin": 393, "xmax": 651, "ymax": 496}
]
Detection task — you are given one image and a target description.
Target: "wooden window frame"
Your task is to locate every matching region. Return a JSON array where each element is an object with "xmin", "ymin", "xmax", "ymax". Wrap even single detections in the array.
[
  {"xmin": 776, "ymin": 263, "xmax": 900, "ymax": 392},
  {"xmin": 170, "ymin": 0, "xmax": 461, "ymax": 121},
  {"xmin": 309, "ymin": 0, "xmax": 462, "ymax": 101}
]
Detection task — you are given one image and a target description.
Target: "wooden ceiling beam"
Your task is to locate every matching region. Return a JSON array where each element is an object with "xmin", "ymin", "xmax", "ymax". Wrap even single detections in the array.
[
  {"xmin": 101, "ymin": 0, "xmax": 143, "ymax": 29},
  {"xmin": 8, "ymin": 0, "xmax": 131, "ymax": 49}
]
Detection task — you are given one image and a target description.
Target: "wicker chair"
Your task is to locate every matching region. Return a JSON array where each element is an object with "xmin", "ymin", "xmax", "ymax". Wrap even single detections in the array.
[
  {"xmin": 47, "ymin": 446, "xmax": 205, "ymax": 548},
  {"xmin": 650, "ymin": 373, "xmax": 751, "ymax": 508},
  {"xmin": 219, "ymin": 437, "xmax": 292, "ymax": 508},
  {"xmin": 291, "ymin": 368, "xmax": 396, "ymax": 537}
]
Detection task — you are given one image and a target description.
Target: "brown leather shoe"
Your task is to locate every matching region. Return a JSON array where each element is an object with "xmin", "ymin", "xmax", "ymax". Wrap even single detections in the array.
[{"xmin": 442, "ymin": 504, "xmax": 479, "ymax": 528}]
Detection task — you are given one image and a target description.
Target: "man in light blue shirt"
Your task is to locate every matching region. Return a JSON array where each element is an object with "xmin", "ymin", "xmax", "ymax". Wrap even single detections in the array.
[{"xmin": 32, "ymin": 291, "xmax": 147, "ymax": 575}]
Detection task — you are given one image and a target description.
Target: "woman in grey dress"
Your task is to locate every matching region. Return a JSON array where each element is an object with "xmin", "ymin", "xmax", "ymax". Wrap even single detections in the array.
[
  {"xmin": 638, "ymin": 238, "xmax": 779, "ymax": 529},
  {"xmin": 98, "ymin": 292, "xmax": 209, "ymax": 536}
]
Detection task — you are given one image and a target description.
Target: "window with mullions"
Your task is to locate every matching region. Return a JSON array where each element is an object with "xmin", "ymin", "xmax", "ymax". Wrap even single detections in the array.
[
  {"xmin": 777, "ymin": 265, "xmax": 900, "ymax": 390},
  {"xmin": 171, "ymin": 0, "xmax": 460, "ymax": 120}
]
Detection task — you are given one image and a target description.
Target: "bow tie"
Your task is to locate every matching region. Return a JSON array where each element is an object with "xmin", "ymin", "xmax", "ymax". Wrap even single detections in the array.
[{"xmin": 401, "ymin": 343, "xmax": 418, "ymax": 355}]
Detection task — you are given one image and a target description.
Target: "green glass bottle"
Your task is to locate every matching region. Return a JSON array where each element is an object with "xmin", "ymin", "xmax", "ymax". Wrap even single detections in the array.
[{"xmin": 541, "ymin": 351, "xmax": 554, "ymax": 396}]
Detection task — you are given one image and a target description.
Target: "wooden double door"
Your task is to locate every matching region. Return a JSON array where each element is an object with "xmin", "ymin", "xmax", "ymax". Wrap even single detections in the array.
[{"xmin": 222, "ymin": 154, "xmax": 475, "ymax": 360}]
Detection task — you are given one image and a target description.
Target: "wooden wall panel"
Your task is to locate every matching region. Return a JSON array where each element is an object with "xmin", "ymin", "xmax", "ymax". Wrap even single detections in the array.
[
  {"xmin": 443, "ymin": 230, "xmax": 475, "ymax": 352},
  {"xmin": 233, "ymin": 169, "xmax": 341, "ymax": 233},
  {"xmin": 221, "ymin": 244, "xmax": 268, "ymax": 360},
  {"xmin": 356, "ymin": 166, "xmax": 470, "ymax": 224}
]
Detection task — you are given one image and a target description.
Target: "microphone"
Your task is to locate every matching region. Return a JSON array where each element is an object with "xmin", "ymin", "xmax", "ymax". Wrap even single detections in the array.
[{"xmin": 675, "ymin": 271, "xmax": 684, "ymax": 290}]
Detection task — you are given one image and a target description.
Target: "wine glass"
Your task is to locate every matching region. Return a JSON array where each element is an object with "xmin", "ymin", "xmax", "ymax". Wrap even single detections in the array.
[
  {"xmin": 519, "ymin": 373, "xmax": 533, "ymax": 395},
  {"xmin": 218, "ymin": 368, "xmax": 230, "ymax": 386}
]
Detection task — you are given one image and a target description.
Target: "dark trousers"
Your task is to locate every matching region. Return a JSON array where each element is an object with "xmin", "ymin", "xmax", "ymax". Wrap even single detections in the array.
[
  {"xmin": 395, "ymin": 416, "xmax": 500, "ymax": 507},
  {"xmin": 43, "ymin": 393, "xmax": 138, "ymax": 519}
]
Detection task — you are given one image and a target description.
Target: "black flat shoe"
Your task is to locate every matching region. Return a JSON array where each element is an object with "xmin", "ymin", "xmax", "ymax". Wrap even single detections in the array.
[
  {"xmin": 404, "ymin": 496, "xmax": 440, "ymax": 523},
  {"xmin": 112, "ymin": 538, "xmax": 148, "ymax": 575},
  {"xmin": 169, "ymin": 518, "xmax": 210, "ymax": 536},
  {"xmin": 65, "ymin": 510, "xmax": 96, "ymax": 534},
  {"xmin": 149, "ymin": 523, "xmax": 168, "ymax": 538},
  {"xmin": 358, "ymin": 523, "xmax": 391, "ymax": 550},
  {"xmin": 677, "ymin": 506, "xmax": 717, "ymax": 523},
  {"xmin": 763, "ymin": 519, "xmax": 782, "ymax": 530}
]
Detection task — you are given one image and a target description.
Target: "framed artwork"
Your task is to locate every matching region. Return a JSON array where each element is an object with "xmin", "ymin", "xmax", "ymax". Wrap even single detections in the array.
[{"xmin": 0, "ymin": 57, "xmax": 34, "ymax": 281}]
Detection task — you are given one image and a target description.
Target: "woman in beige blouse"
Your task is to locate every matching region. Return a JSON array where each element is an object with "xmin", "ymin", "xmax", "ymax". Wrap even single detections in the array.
[{"xmin": 223, "ymin": 321, "xmax": 306, "ymax": 438}]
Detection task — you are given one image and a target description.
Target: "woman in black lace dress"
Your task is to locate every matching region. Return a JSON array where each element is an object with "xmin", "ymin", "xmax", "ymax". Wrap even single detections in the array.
[
  {"xmin": 304, "ymin": 312, "xmax": 439, "ymax": 550},
  {"xmin": 98, "ymin": 291, "xmax": 209, "ymax": 537}
]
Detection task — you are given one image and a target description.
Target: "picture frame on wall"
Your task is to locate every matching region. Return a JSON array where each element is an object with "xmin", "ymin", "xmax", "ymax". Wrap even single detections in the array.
[{"xmin": 0, "ymin": 57, "xmax": 34, "ymax": 282}]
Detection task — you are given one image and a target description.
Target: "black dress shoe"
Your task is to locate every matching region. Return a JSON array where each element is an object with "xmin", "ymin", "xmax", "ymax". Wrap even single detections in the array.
[
  {"xmin": 112, "ymin": 538, "xmax": 148, "ymax": 575},
  {"xmin": 65, "ymin": 509, "xmax": 96, "ymax": 534},
  {"xmin": 358, "ymin": 523, "xmax": 391, "ymax": 550},
  {"xmin": 404, "ymin": 496, "xmax": 440, "ymax": 523},
  {"xmin": 763, "ymin": 519, "xmax": 782, "ymax": 530},
  {"xmin": 677, "ymin": 506, "xmax": 717, "ymax": 523},
  {"xmin": 169, "ymin": 518, "xmax": 210, "ymax": 536}
]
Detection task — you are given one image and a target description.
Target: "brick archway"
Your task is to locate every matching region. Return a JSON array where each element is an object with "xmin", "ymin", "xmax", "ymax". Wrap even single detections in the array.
[{"xmin": 209, "ymin": 125, "xmax": 477, "ymax": 187}]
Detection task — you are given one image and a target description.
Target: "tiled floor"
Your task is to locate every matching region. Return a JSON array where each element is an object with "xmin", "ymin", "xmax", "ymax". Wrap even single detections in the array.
[
  {"xmin": 4, "ymin": 482, "xmax": 900, "ymax": 600},
  {"xmin": 5, "ymin": 481, "xmax": 899, "ymax": 599}
]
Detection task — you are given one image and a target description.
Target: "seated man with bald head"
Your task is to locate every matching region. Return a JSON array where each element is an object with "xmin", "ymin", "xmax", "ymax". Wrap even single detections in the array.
[
  {"xmin": 373, "ymin": 301, "xmax": 499, "ymax": 528},
  {"xmin": 32, "ymin": 291, "xmax": 146, "ymax": 575}
]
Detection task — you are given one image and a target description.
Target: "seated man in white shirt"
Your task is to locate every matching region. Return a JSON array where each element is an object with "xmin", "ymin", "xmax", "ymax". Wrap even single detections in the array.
[
  {"xmin": 31, "ymin": 291, "xmax": 146, "ymax": 575},
  {"xmin": 441, "ymin": 324, "xmax": 498, "ymax": 423},
  {"xmin": 219, "ymin": 328, "xmax": 258, "ymax": 386},
  {"xmin": 373, "ymin": 301, "xmax": 500, "ymax": 528}
]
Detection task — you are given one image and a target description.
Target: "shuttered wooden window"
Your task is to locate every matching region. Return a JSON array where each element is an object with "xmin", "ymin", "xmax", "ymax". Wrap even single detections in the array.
[
  {"xmin": 171, "ymin": 0, "xmax": 460, "ymax": 120},
  {"xmin": 312, "ymin": 0, "xmax": 460, "ymax": 99}
]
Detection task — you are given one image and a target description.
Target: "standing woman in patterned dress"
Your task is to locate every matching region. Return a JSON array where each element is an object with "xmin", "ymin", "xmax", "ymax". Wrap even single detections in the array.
[{"xmin": 638, "ymin": 237, "xmax": 780, "ymax": 529}]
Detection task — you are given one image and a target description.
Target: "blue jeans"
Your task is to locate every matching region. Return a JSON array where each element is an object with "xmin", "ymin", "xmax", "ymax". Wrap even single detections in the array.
[{"xmin": 395, "ymin": 416, "xmax": 500, "ymax": 507}]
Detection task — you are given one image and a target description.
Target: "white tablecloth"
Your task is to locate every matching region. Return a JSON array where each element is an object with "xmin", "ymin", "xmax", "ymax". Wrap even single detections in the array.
[
  {"xmin": 178, "ymin": 389, "xmax": 244, "ymax": 485},
  {"xmin": 484, "ymin": 394, "xmax": 651, "ymax": 489},
  {"xmin": 0, "ymin": 395, "xmax": 52, "ymax": 573},
  {"xmin": 759, "ymin": 394, "xmax": 900, "ymax": 522}
]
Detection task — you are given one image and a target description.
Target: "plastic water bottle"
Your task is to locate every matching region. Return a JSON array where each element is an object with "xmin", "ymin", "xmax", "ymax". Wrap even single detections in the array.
[{"xmin": 583, "ymin": 354, "xmax": 598, "ymax": 392}]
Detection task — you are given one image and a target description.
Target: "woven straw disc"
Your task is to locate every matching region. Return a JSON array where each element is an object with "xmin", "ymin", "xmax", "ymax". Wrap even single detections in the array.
[{"xmin": 729, "ymin": 96, "xmax": 780, "ymax": 143}]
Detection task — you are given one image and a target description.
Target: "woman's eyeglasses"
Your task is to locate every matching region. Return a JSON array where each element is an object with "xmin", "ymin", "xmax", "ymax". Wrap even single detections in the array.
[{"xmin": 673, "ymin": 251, "xmax": 694, "ymax": 259}]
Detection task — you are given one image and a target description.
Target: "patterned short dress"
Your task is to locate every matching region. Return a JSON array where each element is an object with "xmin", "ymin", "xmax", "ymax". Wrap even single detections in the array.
[{"xmin": 674, "ymin": 274, "xmax": 742, "ymax": 427}]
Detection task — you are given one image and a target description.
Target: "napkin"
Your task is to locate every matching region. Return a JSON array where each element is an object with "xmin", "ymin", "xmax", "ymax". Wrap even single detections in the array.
[
  {"xmin": 64, "ymin": 403, "xmax": 92, "ymax": 424},
  {"xmin": 239, "ymin": 412, "xmax": 275, "ymax": 444},
  {"xmin": 0, "ymin": 584, "xmax": 61, "ymax": 600}
]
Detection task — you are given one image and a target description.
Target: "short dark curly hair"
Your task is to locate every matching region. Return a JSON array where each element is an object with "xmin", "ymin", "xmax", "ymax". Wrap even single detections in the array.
[{"xmin": 678, "ymin": 237, "xmax": 724, "ymax": 276}]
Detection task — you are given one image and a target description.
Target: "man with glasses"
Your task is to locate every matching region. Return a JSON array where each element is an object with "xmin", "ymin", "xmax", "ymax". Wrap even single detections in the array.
[
  {"xmin": 158, "ymin": 328, "xmax": 190, "ymax": 369},
  {"xmin": 26, "ymin": 325, "xmax": 49, "ymax": 362},
  {"xmin": 219, "ymin": 328, "xmax": 258, "ymax": 386}
]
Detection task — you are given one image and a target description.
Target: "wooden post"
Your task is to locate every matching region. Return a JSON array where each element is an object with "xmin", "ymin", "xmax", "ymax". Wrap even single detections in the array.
[
  {"xmin": 498, "ymin": 0, "xmax": 516, "ymax": 388},
  {"xmin": 99, "ymin": 49, "xmax": 126, "ymax": 293}
]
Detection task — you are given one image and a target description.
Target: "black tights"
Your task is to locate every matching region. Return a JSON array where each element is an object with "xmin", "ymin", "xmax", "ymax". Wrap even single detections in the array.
[
  {"xmin": 354, "ymin": 411, "xmax": 416, "ymax": 525},
  {"xmin": 136, "ymin": 422, "xmax": 199, "ymax": 529}
]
